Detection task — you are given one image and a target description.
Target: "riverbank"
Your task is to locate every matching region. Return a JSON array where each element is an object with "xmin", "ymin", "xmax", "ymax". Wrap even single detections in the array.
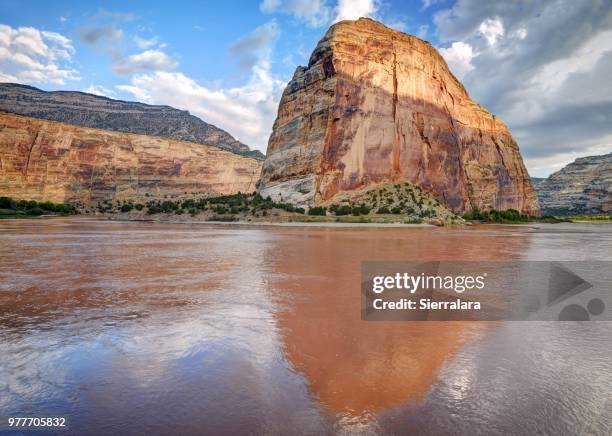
[
  {"xmin": 0, "ymin": 196, "xmax": 77, "ymax": 219},
  {"xmin": 107, "ymin": 215, "xmax": 436, "ymax": 227}
]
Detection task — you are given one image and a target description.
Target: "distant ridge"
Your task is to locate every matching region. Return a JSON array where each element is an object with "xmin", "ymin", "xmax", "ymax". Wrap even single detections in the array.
[
  {"xmin": 0, "ymin": 82, "xmax": 264, "ymax": 160},
  {"xmin": 534, "ymin": 152, "xmax": 611, "ymax": 215}
]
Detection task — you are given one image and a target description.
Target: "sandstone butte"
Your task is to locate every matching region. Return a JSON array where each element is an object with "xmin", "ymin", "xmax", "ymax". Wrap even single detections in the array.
[
  {"xmin": 0, "ymin": 112, "xmax": 262, "ymax": 204},
  {"xmin": 257, "ymin": 18, "xmax": 540, "ymax": 215}
]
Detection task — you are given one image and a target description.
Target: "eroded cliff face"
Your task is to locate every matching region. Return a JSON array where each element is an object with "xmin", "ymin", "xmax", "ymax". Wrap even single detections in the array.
[
  {"xmin": 535, "ymin": 153, "xmax": 611, "ymax": 215},
  {"xmin": 0, "ymin": 112, "xmax": 262, "ymax": 204},
  {"xmin": 258, "ymin": 18, "xmax": 539, "ymax": 215},
  {"xmin": 0, "ymin": 83, "xmax": 264, "ymax": 160}
]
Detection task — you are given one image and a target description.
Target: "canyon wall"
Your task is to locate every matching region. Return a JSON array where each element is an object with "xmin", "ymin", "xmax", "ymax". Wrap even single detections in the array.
[
  {"xmin": 0, "ymin": 83, "xmax": 264, "ymax": 160},
  {"xmin": 0, "ymin": 112, "xmax": 262, "ymax": 204},
  {"xmin": 257, "ymin": 18, "xmax": 539, "ymax": 215},
  {"xmin": 535, "ymin": 153, "xmax": 611, "ymax": 215}
]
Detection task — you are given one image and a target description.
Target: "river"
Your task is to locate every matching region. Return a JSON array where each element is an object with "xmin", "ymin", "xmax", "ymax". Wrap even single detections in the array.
[{"xmin": 0, "ymin": 218, "xmax": 610, "ymax": 435}]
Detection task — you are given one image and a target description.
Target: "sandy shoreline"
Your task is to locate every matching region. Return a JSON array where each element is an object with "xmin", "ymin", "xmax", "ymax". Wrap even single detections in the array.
[{"xmin": 106, "ymin": 216, "xmax": 436, "ymax": 228}]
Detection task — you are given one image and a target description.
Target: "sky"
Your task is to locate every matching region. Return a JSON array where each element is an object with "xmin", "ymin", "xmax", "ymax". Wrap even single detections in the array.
[{"xmin": 0, "ymin": 0, "xmax": 611, "ymax": 177}]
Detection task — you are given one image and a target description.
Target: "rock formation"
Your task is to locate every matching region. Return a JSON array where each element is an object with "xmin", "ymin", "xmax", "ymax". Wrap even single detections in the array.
[
  {"xmin": 257, "ymin": 18, "xmax": 539, "ymax": 215},
  {"xmin": 0, "ymin": 83, "xmax": 264, "ymax": 160},
  {"xmin": 535, "ymin": 153, "xmax": 611, "ymax": 215},
  {"xmin": 0, "ymin": 112, "xmax": 262, "ymax": 204}
]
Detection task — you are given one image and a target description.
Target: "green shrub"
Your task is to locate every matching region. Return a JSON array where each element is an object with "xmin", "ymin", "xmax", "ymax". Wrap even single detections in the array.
[
  {"xmin": 463, "ymin": 208, "xmax": 530, "ymax": 223},
  {"xmin": 0, "ymin": 197, "xmax": 15, "ymax": 209},
  {"xmin": 308, "ymin": 206, "xmax": 327, "ymax": 216},
  {"xmin": 352, "ymin": 205, "xmax": 370, "ymax": 216},
  {"xmin": 0, "ymin": 197, "xmax": 76, "ymax": 216},
  {"xmin": 181, "ymin": 199, "xmax": 196, "ymax": 209},
  {"xmin": 28, "ymin": 207, "xmax": 45, "ymax": 216},
  {"xmin": 213, "ymin": 205, "xmax": 228, "ymax": 214},
  {"xmin": 334, "ymin": 205, "xmax": 353, "ymax": 216}
]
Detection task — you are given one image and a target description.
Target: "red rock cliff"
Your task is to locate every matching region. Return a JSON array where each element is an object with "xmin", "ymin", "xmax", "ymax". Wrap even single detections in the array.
[
  {"xmin": 257, "ymin": 18, "xmax": 539, "ymax": 215},
  {"xmin": 0, "ymin": 112, "xmax": 262, "ymax": 204}
]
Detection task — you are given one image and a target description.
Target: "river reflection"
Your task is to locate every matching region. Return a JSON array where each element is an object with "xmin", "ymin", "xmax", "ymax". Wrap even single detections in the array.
[
  {"xmin": 0, "ymin": 218, "xmax": 610, "ymax": 435},
  {"xmin": 266, "ymin": 227, "xmax": 528, "ymax": 416}
]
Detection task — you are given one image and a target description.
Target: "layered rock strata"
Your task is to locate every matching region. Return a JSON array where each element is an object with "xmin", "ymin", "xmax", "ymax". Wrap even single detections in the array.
[
  {"xmin": 0, "ymin": 83, "xmax": 264, "ymax": 159},
  {"xmin": 257, "ymin": 18, "xmax": 539, "ymax": 215},
  {"xmin": 535, "ymin": 153, "xmax": 611, "ymax": 215},
  {"xmin": 0, "ymin": 112, "xmax": 262, "ymax": 204}
]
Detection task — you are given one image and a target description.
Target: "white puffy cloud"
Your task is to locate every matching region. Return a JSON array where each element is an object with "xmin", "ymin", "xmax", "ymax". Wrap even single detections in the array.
[
  {"xmin": 438, "ymin": 41, "xmax": 475, "ymax": 80},
  {"xmin": 118, "ymin": 20, "xmax": 287, "ymax": 150},
  {"xmin": 0, "ymin": 24, "xmax": 78, "ymax": 85},
  {"xmin": 260, "ymin": 0, "xmax": 331, "ymax": 27},
  {"xmin": 334, "ymin": 0, "xmax": 380, "ymax": 22},
  {"xmin": 112, "ymin": 49, "xmax": 178, "ymax": 75},
  {"xmin": 118, "ymin": 65, "xmax": 284, "ymax": 151},
  {"xmin": 260, "ymin": 0, "xmax": 404, "ymax": 36},
  {"xmin": 477, "ymin": 17, "xmax": 503, "ymax": 46}
]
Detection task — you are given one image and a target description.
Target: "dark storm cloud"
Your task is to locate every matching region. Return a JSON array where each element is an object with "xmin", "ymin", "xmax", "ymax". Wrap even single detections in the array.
[
  {"xmin": 434, "ymin": 0, "xmax": 612, "ymax": 174},
  {"xmin": 514, "ymin": 101, "xmax": 612, "ymax": 158}
]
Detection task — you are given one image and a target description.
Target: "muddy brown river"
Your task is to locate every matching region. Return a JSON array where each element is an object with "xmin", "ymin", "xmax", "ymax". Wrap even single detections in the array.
[{"xmin": 0, "ymin": 218, "xmax": 611, "ymax": 435}]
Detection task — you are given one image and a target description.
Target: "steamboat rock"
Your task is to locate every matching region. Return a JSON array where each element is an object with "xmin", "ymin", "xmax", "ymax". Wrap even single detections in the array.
[{"xmin": 257, "ymin": 18, "xmax": 539, "ymax": 215}]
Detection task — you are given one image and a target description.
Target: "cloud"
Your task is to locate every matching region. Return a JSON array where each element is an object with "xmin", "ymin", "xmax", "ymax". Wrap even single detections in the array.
[
  {"xmin": 433, "ymin": 0, "xmax": 612, "ymax": 176},
  {"xmin": 477, "ymin": 17, "xmax": 504, "ymax": 46},
  {"xmin": 112, "ymin": 49, "xmax": 178, "ymax": 75},
  {"xmin": 229, "ymin": 20, "xmax": 279, "ymax": 69},
  {"xmin": 260, "ymin": 0, "xmax": 404, "ymax": 34},
  {"xmin": 133, "ymin": 35, "xmax": 159, "ymax": 49},
  {"xmin": 118, "ymin": 18, "xmax": 288, "ymax": 150},
  {"xmin": 260, "ymin": 0, "xmax": 332, "ymax": 27},
  {"xmin": 117, "ymin": 66, "xmax": 285, "ymax": 151},
  {"xmin": 0, "ymin": 24, "xmax": 78, "ymax": 85},
  {"xmin": 438, "ymin": 41, "xmax": 475, "ymax": 80},
  {"xmin": 421, "ymin": 0, "xmax": 442, "ymax": 10},
  {"xmin": 77, "ymin": 26, "xmax": 123, "ymax": 45},
  {"xmin": 334, "ymin": 0, "xmax": 380, "ymax": 22},
  {"xmin": 95, "ymin": 8, "xmax": 136, "ymax": 22},
  {"xmin": 84, "ymin": 84, "xmax": 116, "ymax": 98}
]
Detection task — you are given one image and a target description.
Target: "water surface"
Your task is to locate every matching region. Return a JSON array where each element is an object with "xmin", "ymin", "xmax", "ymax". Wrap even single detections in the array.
[{"xmin": 1, "ymin": 218, "xmax": 611, "ymax": 434}]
